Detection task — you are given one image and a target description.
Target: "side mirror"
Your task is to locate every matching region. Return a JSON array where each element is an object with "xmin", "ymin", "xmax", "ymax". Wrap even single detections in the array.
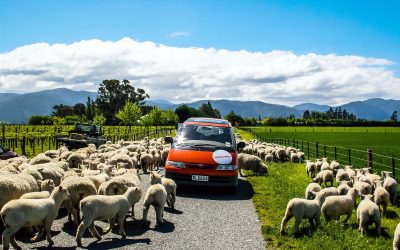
[
  {"xmin": 236, "ymin": 141, "xmax": 245, "ymax": 150},
  {"xmin": 165, "ymin": 136, "xmax": 174, "ymax": 144}
]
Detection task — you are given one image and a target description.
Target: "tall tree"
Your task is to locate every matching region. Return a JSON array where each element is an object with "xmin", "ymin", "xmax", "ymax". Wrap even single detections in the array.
[
  {"xmin": 224, "ymin": 111, "xmax": 244, "ymax": 126},
  {"xmin": 96, "ymin": 79, "xmax": 149, "ymax": 125},
  {"xmin": 86, "ymin": 97, "xmax": 95, "ymax": 121},
  {"xmin": 175, "ymin": 104, "xmax": 202, "ymax": 122},
  {"xmin": 391, "ymin": 111, "xmax": 398, "ymax": 122},
  {"xmin": 303, "ymin": 110, "xmax": 311, "ymax": 120},
  {"xmin": 52, "ymin": 104, "xmax": 74, "ymax": 117},
  {"xmin": 73, "ymin": 103, "xmax": 86, "ymax": 117},
  {"xmin": 199, "ymin": 101, "xmax": 220, "ymax": 118},
  {"xmin": 115, "ymin": 100, "xmax": 142, "ymax": 125}
]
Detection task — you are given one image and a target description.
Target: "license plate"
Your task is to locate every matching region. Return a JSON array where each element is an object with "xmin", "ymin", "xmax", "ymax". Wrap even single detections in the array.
[{"xmin": 192, "ymin": 175, "xmax": 209, "ymax": 182}]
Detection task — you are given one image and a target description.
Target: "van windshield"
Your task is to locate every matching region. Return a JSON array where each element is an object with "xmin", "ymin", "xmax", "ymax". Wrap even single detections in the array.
[{"xmin": 176, "ymin": 124, "xmax": 233, "ymax": 146}]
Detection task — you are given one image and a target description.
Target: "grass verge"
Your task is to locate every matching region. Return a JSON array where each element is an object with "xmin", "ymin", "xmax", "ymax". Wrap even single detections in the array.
[{"xmin": 237, "ymin": 129, "xmax": 400, "ymax": 249}]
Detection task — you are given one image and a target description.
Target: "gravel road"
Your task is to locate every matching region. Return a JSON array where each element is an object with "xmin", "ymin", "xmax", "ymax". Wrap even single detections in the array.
[{"xmin": 1, "ymin": 169, "xmax": 265, "ymax": 250}]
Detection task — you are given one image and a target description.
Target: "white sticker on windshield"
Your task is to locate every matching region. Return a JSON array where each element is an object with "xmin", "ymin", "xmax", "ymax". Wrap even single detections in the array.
[{"xmin": 212, "ymin": 150, "xmax": 232, "ymax": 164}]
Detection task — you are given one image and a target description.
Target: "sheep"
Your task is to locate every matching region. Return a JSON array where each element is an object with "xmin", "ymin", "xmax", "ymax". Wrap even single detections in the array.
[
  {"xmin": 97, "ymin": 170, "xmax": 141, "ymax": 219},
  {"xmin": 0, "ymin": 186, "xmax": 70, "ymax": 250},
  {"xmin": 76, "ymin": 186, "xmax": 142, "ymax": 246},
  {"xmin": 297, "ymin": 152, "xmax": 305, "ymax": 163},
  {"xmin": 280, "ymin": 190, "xmax": 327, "ymax": 236},
  {"xmin": 19, "ymin": 180, "xmax": 55, "ymax": 199},
  {"xmin": 337, "ymin": 181, "xmax": 352, "ymax": 195},
  {"xmin": 335, "ymin": 169, "xmax": 350, "ymax": 183},
  {"xmin": 344, "ymin": 165, "xmax": 356, "ymax": 178},
  {"xmin": 320, "ymin": 158, "xmax": 330, "ymax": 171},
  {"xmin": 382, "ymin": 171, "xmax": 397, "ymax": 205},
  {"xmin": 311, "ymin": 170, "xmax": 334, "ymax": 187},
  {"xmin": 330, "ymin": 160, "xmax": 341, "ymax": 171},
  {"xmin": 321, "ymin": 187, "xmax": 338, "ymax": 197},
  {"xmin": 305, "ymin": 183, "xmax": 321, "ymax": 200},
  {"xmin": 265, "ymin": 153, "xmax": 274, "ymax": 163},
  {"xmin": 352, "ymin": 176, "xmax": 372, "ymax": 197},
  {"xmin": 60, "ymin": 176, "xmax": 97, "ymax": 226},
  {"xmin": 109, "ymin": 153, "xmax": 135, "ymax": 169},
  {"xmin": 143, "ymin": 172, "xmax": 168, "ymax": 227},
  {"xmin": 373, "ymin": 181, "xmax": 390, "ymax": 216},
  {"xmin": 321, "ymin": 188, "xmax": 358, "ymax": 223},
  {"xmin": 315, "ymin": 159, "xmax": 323, "ymax": 172},
  {"xmin": 237, "ymin": 153, "xmax": 268, "ymax": 177},
  {"xmin": 29, "ymin": 154, "xmax": 52, "ymax": 165},
  {"xmin": 150, "ymin": 171, "xmax": 177, "ymax": 210},
  {"xmin": 290, "ymin": 152, "xmax": 300, "ymax": 163},
  {"xmin": 140, "ymin": 153, "xmax": 154, "ymax": 173},
  {"xmin": 0, "ymin": 171, "xmax": 42, "ymax": 210},
  {"xmin": 394, "ymin": 222, "xmax": 400, "ymax": 250},
  {"xmin": 67, "ymin": 152, "xmax": 84, "ymax": 168},
  {"xmin": 85, "ymin": 172, "xmax": 111, "ymax": 191},
  {"xmin": 356, "ymin": 194, "xmax": 381, "ymax": 236},
  {"xmin": 305, "ymin": 160, "xmax": 317, "ymax": 178},
  {"xmin": 26, "ymin": 163, "xmax": 65, "ymax": 186}
]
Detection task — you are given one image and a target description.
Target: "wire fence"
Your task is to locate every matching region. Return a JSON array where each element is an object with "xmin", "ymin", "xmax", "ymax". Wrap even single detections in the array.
[{"xmin": 241, "ymin": 127, "xmax": 400, "ymax": 181}]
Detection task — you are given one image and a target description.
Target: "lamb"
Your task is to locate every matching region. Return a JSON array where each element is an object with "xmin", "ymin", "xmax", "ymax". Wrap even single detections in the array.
[
  {"xmin": 297, "ymin": 152, "xmax": 305, "ymax": 162},
  {"xmin": 29, "ymin": 154, "xmax": 52, "ymax": 165},
  {"xmin": 356, "ymin": 194, "xmax": 381, "ymax": 235},
  {"xmin": 382, "ymin": 171, "xmax": 397, "ymax": 205},
  {"xmin": 67, "ymin": 152, "xmax": 84, "ymax": 168},
  {"xmin": 265, "ymin": 153, "xmax": 274, "ymax": 163},
  {"xmin": 26, "ymin": 163, "xmax": 65, "ymax": 186},
  {"xmin": 337, "ymin": 181, "xmax": 352, "ymax": 195},
  {"xmin": 97, "ymin": 170, "xmax": 141, "ymax": 219},
  {"xmin": 143, "ymin": 172, "xmax": 168, "ymax": 227},
  {"xmin": 344, "ymin": 165, "xmax": 356, "ymax": 178},
  {"xmin": 330, "ymin": 160, "xmax": 341, "ymax": 171},
  {"xmin": 311, "ymin": 170, "xmax": 334, "ymax": 187},
  {"xmin": 321, "ymin": 187, "xmax": 338, "ymax": 197},
  {"xmin": 237, "ymin": 153, "xmax": 268, "ymax": 177},
  {"xmin": 20, "ymin": 179, "xmax": 55, "ymax": 199},
  {"xmin": 315, "ymin": 159, "xmax": 323, "ymax": 172},
  {"xmin": 140, "ymin": 153, "xmax": 154, "ymax": 173},
  {"xmin": 321, "ymin": 188, "xmax": 358, "ymax": 223},
  {"xmin": 305, "ymin": 183, "xmax": 321, "ymax": 200},
  {"xmin": 336, "ymin": 169, "xmax": 350, "ymax": 183},
  {"xmin": 373, "ymin": 181, "xmax": 390, "ymax": 216},
  {"xmin": 0, "ymin": 171, "xmax": 42, "ymax": 210},
  {"xmin": 320, "ymin": 158, "xmax": 330, "ymax": 171},
  {"xmin": 352, "ymin": 176, "xmax": 372, "ymax": 196},
  {"xmin": 150, "ymin": 171, "xmax": 177, "ymax": 210},
  {"xmin": 0, "ymin": 186, "xmax": 70, "ymax": 250},
  {"xmin": 85, "ymin": 172, "xmax": 111, "ymax": 191},
  {"xmin": 60, "ymin": 176, "xmax": 97, "ymax": 226},
  {"xmin": 108, "ymin": 153, "xmax": 135, "ymax": 169},
  {"xmin": 290, "ymin": 152, "xmax": 300, "ymax": 163},
  {"xmin": 305, "ymin": 160, "xmax": 317, "ymax": 178},
  {"xmin": 394, "ymin": 222, "xmax": 400, "ymax": 250},
  {"xmin": 76, "ymin": 187, "xmax": 142, "ymax": 246},
  {"xmin": 280, "ymin": 190, "xmax": 327, "ymax": 235}
]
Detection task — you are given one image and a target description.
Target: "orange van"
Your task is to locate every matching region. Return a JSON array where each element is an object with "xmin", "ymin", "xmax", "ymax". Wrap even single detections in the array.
[{"xmin": 164, "ymin": 117, "xmax": 245, "ymax": 192}]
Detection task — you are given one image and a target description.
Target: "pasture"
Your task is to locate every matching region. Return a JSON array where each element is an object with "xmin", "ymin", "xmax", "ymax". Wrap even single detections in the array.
[{"xmin": 236, "ymin": 128, "xmax": 400, "ymax": 249}]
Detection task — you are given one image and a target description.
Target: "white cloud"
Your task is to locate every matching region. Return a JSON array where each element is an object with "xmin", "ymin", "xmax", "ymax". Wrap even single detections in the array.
[
  {"xmin": 0, "ymin": 37, "xmax": 399, "ymax": 106},
  {"xmin": 168, "ymin": 31, "xmax": 191, "ymax": 38}
]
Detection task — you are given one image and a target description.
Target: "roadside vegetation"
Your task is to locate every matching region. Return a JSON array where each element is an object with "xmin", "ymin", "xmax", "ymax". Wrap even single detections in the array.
[{"xmin": 237, "ymin": 129, "xmax": 400, "ymax": 249}]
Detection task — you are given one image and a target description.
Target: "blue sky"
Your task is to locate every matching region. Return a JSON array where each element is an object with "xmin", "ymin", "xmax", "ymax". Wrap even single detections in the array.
[{"xmin": 0, "ymin": 0, "xmax": 399, "ymax": 104}]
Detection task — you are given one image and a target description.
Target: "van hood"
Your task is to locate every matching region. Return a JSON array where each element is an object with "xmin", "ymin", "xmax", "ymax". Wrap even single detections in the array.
[{"xmin": 167, "ymin": 148, "xmax": 237, "ymax": 165}]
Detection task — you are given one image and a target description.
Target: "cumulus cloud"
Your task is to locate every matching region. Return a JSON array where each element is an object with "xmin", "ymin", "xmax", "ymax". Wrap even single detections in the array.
[
  {"xmin": 168, "ymin": 31, "xmax": 191, "ymax": 38},
  {"xmin": 0, "ymin": 37, "xmax": 398, "ymax": 106}
]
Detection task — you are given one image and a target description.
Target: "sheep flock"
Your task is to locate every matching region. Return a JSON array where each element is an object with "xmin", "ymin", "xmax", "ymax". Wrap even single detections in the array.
[{"xmin": 0, "ymin": 137, "xmax": 174, "ymax": 249}]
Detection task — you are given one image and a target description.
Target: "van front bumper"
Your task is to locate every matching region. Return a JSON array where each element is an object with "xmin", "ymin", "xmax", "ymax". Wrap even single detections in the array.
[{"xmin": 165, "ymin": 171, "xmax": 238, "ymax": 187}]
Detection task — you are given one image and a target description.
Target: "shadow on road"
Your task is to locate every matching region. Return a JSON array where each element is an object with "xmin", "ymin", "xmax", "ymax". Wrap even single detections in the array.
[{"xmin": 176, "ymin": 178, "xmax": 254, "ymax": 201}]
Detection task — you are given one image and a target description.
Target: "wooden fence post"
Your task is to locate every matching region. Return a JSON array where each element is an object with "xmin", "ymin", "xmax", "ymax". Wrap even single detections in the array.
[
  {"xmin": 324, "ymin": 145, "xmax": 327, "ymax": 158},
  {"xmin": 316, "ymin": 142, "xmax": 319, "ymax": 158},
  {"xmin": 392, "ymin": 158, "xmax": 396, "ymax": 178},
  {"xmin": 367, "ymin": 149, "xmax": 373, "ymax": 169},
  {"xmin": 334, "ymin": 147, "xmax": 337, "ymax": 160},
  {"xmin": 348, "ymin": 148, "xmax": 351, "ymax": 166}
]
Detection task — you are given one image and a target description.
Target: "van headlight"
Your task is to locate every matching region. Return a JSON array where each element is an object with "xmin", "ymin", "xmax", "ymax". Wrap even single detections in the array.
[
  {"xmin": 216, "ymin": 164, "xmax": 238, "ymax": 170},
  {"xmin": 166, "ymin": 161, "xmax": 186, "ymax": 168}
]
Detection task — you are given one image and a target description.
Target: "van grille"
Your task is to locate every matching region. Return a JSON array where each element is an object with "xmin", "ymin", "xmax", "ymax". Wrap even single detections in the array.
[{"xmin": 185, "ymin": 163, "xmax": 216, "ymax": 169}]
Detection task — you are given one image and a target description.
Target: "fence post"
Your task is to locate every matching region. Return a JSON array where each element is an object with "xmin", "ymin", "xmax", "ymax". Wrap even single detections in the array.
[
  {"xmin": 392, "ymin": 158, "xmax": 395, "ymax": 178},
  {"xmin": 301, "ymin": 141, "xmax": 304, "ymax": 152},
  {"xmin": 367, "ymin": 149, "xmax": 373, "ymax": 169},
  {"xmin": 22, "ymin": 136, "xmax": 26, "ymax": 156},
  {"xmin": 316, "ymin": 142, "xmax": 319, "ymax": 158},
  {"xmin": 324, "ymin": 145, "xmax": 327, "ymax": 158},
  {"xmin": 334, "ymin": 147, "xmax": 337, "ymax": 160},
  {"xmin": 348, "ymin": 148, "xmax": 351, "ymax": 166},
  {"xmin": 292, "ymin": 138, "xmax": 295, "ymax": 147},
  {"xmin": 307, "ymin": 142, "xmax": 310, "ymax": 159}
]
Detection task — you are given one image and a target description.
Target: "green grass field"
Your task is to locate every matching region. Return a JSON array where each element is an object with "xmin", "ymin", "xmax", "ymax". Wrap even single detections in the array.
[
  {"xmin": 235, "ymin": 128, "xmax": 400, "ymax": 249},
  {"xmin": 243, "ymin": 126, "xmax": 400, "ymax": 176}
]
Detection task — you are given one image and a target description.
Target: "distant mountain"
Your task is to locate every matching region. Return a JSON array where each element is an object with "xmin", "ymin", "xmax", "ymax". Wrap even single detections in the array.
[
  {"xmin": 0, "ymin": 88, "xmax": 399, "ymax": 123},
  {"xmin": 292, "ymin": 103, "xmax": 331, "ymax": 113},
  {"xmin": 0, "ymin": 88, "xmax": 97, "ymax": 123}
]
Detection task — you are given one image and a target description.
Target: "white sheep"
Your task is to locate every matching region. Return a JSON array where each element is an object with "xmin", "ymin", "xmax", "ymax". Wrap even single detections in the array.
[
  {"xmin": 140, "ymin": 153, "xmax": 154, "ymax": 173},
  {"xmin": 20, "ymin": 179, "xmax": 55, "ymax": 199},
  {"xmin": 60, "ymin": 176, "xmax": 97, "ymax": 226},
  {"xmin": 337, "ymin": 181, "xmax": 352, "ymax": 195},
  {"xmin": 335, "ymin": 169, "xmax": 350, "ymax": 183},
  {"xmin": 0, "ymin": 186, "xmax": 70, "ymax": 249},
  {"xmin": 356, "ymin": 194, "xmax": 381, "ymax": 235},
  {"xmin": 143, "ymin": 172, "xmax": 167, "ymax": 227},
  {"xmin": 150, "ymin": 171, "xmax": 177, "ymax": 210},
  {"xmin": 382, "ymin": 171, "xmax": 397, "ymax": 205},
  {"xmin": 305, "ymin": 183, "xmax": 321, "ymax": 200},
  {"xmin": 373, "ymin": 180, "xmax": 390, "ymax": 216},
  {"xmin": 76, "ymin": 186, "xmax": 142, "ymax": 246},
  {"xmin": 394, "ymin": 222, "xmax": 400, "ymax": 250},
  {"xmin": 305, "ymin": 160, "xmax": 317, "ymax": 178},
  {"xmin": 238, "ymin": 153, "xmax": 268, "ymax": 177},
  {"xmin": 280, "ymin": 190, "xmax": 327, "ymax": 235},
  {"xmin": 311, "ymin": 170, "xmax": 334, "ymax": 187},
  {"xmin": 290, "ymin": 152, "xmax": 300, "ymax": 163},
  {"xmin": 321, "ymin": 188, "xmax": 358, "ymax": 223}
]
